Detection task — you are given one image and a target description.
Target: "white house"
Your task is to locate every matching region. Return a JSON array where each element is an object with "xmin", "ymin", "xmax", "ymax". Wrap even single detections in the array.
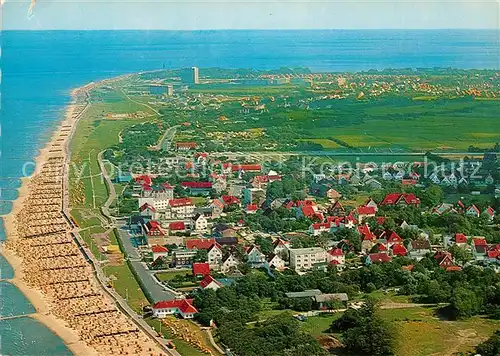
[
  {"xmin": 220, "ymin": 253, "xmax": 240, "ymax": 273},
  {"xmin": 152, "ymin": 299, "xmax": 198, "ymax": 319},
  {"xmin": 246, "ymin": 246, "xmax": 266, "ymax": 264},
  {"xmin": 327, "ymin": 248, "xmax": 345, "ymax": 265},
  {"xmin": 151, "ymin": 245, "xmax": 169, "ymax": 261},
  {"xmin": 407, "ymin": 240, "xmax": 432, "ymax": 261},
  {"xmin": 267, "ymin": 254, "xmax": 285, "ymax": 270},
  {"xmin": 309, "ymin": 222, "xmax": 331, "ymax": 236},
  {"xmin": 289, "ymin": 247, "xmax": 327, "ymax": 272},
  {"xmin": 199, "ymin": 275, "xmax": 223, "ymax": 291},
  {"xmin": 207, "ymin": 244, "xmax": 223, "ymax": 267},
  {"xmin": 165, "ymin": 198, "xmax": 196, "ymax": 219},
  {"xmin": 192, "ymin": 213, "xmax": 208, "ymax": 232},
  {"xmin": 273, "ymin": 239, "xmax": 291, "ymax": 255}
]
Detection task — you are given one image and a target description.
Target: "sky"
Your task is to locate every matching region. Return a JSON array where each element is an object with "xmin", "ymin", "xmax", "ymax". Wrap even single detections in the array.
[{"xmin": 2, "ymin": 0, "xmax": 500, "ymax": 30}]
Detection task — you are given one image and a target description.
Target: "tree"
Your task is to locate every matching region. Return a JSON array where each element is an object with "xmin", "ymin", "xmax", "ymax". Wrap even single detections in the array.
[
  {"xmin": 343, "ymin": 318, "xmax": 395, "ymax": 356},
  {"xmin": 194, "ymin": 249, "xmax": 208, "ymax": 263},
  {"xmin": 447, "ymin": 244, "xmax": 472, "ymax": 265},
  {"xmin": 382, "ymin": 217, "xmax": 396, "ymax": 231},
  {"xmin": 475, "ymin": 330, "xmax": 500, "ymax": 356},
  {"xmin": 450, "ymin": 286, "xmax": 482, "ymax": 319},
  {"xmin": 421, "ymin": 185, "xmax": 443, "ymax": 207},
  {"xmin": 255, "ymin": 236, "xmax": 274, "ymax": 255},
  {"xmin": 267, "ymin": 181, "xmax": 285, "ymax": 199},
  {"xmin": 426, "ymin": 280, "xmax": 451, "ymax": 303},
  {"xmin": 333, "ymin": 300, "xmax": 396, "ymax": 356}
]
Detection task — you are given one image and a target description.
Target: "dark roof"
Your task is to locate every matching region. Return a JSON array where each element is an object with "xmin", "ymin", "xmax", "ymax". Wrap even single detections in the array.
[
  {"xmin": 216, "ymin": 236, "xmax": 238, "ymax": 246},
  {"xmin": 410, "ymin": 240, "xmax": 431, "ymax": 250},
  {"xmin": 130, "ymin": 216, "xmax": 145, "ymax": 225}
]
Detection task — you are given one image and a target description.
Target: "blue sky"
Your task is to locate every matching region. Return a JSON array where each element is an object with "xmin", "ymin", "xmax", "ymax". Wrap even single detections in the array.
[{"xmin": 3, "ymin": 0, "xmax": 500, "ymax": 30}]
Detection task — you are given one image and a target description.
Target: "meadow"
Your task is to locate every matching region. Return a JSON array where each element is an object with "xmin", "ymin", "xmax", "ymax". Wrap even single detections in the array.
[{"xmin": 169, "ymin": 91, "xmax": 500, "ymax": 152}]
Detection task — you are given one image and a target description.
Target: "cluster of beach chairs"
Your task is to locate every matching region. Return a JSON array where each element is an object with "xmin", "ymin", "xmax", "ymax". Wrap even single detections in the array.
[{"xmin": 7, "ymin": 151, "xmax": 163, "ymax": 354}]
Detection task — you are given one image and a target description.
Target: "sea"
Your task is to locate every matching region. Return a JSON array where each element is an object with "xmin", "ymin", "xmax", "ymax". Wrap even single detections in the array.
[{"xmin": 0, "ymin": 29, "xmax": 499, "ymax": 355}]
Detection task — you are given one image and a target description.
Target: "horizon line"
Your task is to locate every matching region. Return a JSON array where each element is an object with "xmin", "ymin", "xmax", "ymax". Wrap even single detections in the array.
[{"xmin": 3, "ymin": 28, "xmax": 500, "ymax": 32}]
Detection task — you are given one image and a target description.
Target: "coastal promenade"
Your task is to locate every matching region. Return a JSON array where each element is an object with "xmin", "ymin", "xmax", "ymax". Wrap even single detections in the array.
[{"xmin": 63, "ymin": 81, "xmax": 177, "ymax": 354}]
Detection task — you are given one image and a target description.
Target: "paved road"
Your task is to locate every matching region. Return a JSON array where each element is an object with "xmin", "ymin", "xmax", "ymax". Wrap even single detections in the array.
[
  {"xmin": 97, "ymin": 151, "xmax": 179, "ymax": 302},
  {"xmin": 115, "ymin": 222, "xmax": 180, "ymax": 302},
  {"xmin": 154, "ymin": 125, "xmax": 180, "ymax": 151}
]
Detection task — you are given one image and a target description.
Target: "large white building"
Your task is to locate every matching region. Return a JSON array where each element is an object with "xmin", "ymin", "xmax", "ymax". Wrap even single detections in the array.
[
  {"xmin": 289, "ymin": 247, "xmax": 327, "ymax": 272},
  {"xmin": 164, "ymin": 198, "xmax": 196, "ymax": 219}
]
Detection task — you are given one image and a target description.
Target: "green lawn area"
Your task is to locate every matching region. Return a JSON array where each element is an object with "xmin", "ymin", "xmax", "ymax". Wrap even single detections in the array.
[
  {"xmin": 276, "ymin": 304, "xmax": 500, "ymax": 356},
  {"xmin": 299, "ymin": 313, "xmax": 342, "ymax": 337},
  {"xmin": 297, "ymin": 138, "xmax": 342, "ymax": 149},
  {"xmin": 69, "ymin": 85, "xmax": 159, "ymax": 212},
  {"xmin": 78, "ymin": 225, "xmax": 106, "ymax": 261},
  {"xmin": 145, "ymin": 318, "xmax": 209, "ymax": 356},
  {"xmin": 70, "ymin": 209, "xmax": 102, "ymax": 229},
  {"xmin": 102, "ymin": 263, "xmax": 149, "ymax": 313},
  {"xmin": 155, "ymin": 270, "xmax": 192, "ymax": 282},
  {"xmin": 379, "ymin": 307, "xmax": 500, "ymax": 356}
]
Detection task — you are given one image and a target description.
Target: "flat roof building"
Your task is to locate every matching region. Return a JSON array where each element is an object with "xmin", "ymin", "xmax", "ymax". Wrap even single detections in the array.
[
  {"xmin": 289, "ymin": 247, "xmax": 327, "ymax": 272},
  {"xmin": 181, "ymin": 67, "xmax": 199, "ymax": 84}
]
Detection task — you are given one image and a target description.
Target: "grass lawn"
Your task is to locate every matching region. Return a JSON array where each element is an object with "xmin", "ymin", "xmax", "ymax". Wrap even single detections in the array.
[
  {"xmin": 70, "ymin": 209, "xmax": 102, "ymax": 229},
  {"xmin": 145, "ymin": 318, "xmax": 209, "ymax": 356},
  {"xmin": 155, "ymin": 270, "xmax": 192, "ymax": 282},
  {"xmin": 299, "ymin": 313, "xmax": 342, "ymax": 337},
  {"xmin": 191, "ymin": 196, "xmax": 209, "ymax": 206},
  {"xmin": 378, "ymin": 307, "xmax": 500, "ymax": 356},
  {"xmin": 102, "ymin": 263, "xmax": 149, "ymax": 313},
  {"xmin": 297, "ymin": 138, "xmax": 342, "ymax": 149},
  {"xmin": 361, "ymin": 290, "xmax": 413, "ymax": 303},
  {"xmin": 78, "ymin": 225, "xmax": 106, "ymax": 261}
]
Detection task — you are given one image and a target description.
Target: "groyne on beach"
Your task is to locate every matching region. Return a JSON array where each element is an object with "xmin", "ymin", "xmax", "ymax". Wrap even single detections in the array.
[{"xmin": 1, "ymin": 80, "xmax": 165, "ymax": 355}]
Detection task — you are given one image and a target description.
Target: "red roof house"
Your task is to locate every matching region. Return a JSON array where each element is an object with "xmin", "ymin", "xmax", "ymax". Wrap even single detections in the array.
[
  {"xmin": 452, "ymin": 233, "xmax": 467, "ymax": 244},
  {"xmin": 140, "ymin": 203, "xmax": 156, "ymax": 213},
  {"xmin": 151, "ymin": 245, "xmax": 169, "ymax": 261},
  {"xmin": 231, "ymin": 164, "xmax": 262, "ymax": 172},
  {"xmin": 383, "ymin": 231, "xmax": 403, "ymax": 246},
  {"xmin": 246, "ymin": 204, "xmax": 258, "ymax": 214},
  {"xmin": 192, "ymin": 262, "xmax": 211, "ymax": 277},
  {"xmin": 181, "ymin": 181, "xmax": 213, "ymax": 189},
  {"xmin": 176, "ymin": 142, "xmax": 198, "ymax": 150},
  {"xmin": 135, "ymin": 175, "xmax": 153, "ymax": 186},
  {"xmin": 169, "ymin": 221, "xmax": 186, "ymax": 231},
  {"xmin": 473, "ymin": 237, "xmax": 487, "ymax": 246},
  {"xmin": 152, "ymin": 299, "xmax": 198, "ymax": 319},
  {"xmin": 168, "ymin": 198, "xmax": 193, "ymax": 207},
  {"xmin": 466, "ymin": 204, "xmax": 481, "ymax": 217},
  {"xmin": 356, "ymin": 206, "xmax": 377, "ymax": 216},
  {"xmin": 145, "ymin": 221, "xmax": 165, "ymax": 236},
  {"xmin": 199, "ymin": 275, "xmax": 223, "ymax": 290},
  {"xmin": 221, "ymin": 195, "xmax": 241, "ymax": 205},
  {"xmin": 366, "ymin": 253, "xmax": 392, "ymax": 264},
  {"xmin": 380, "ymin": 193, "xmax": 420, "ymax": 206},
  {"xmin": 391, "ymin": 244, "xmax": 407, "ymax": 256},
  {"xmin": 186, "ymin": 238, "xmax": 216, "ymax": 250},
  {"xmin": 358, "ymin": 224, "xmax": 376, "ymax": 240}
]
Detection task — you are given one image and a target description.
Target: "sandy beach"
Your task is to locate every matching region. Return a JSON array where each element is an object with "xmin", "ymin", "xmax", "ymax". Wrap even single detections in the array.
[{"xmin": 1, "ymin": 82, "xmax": 164, "ymax": 355}]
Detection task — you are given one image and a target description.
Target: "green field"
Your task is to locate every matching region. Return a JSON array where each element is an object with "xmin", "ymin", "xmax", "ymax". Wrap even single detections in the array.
[
  {"xmin": 379, "ymin": 307, "xmax": 500, "ymax": 356},
  {"xmin": 102, "ymin": 263, "xmax": 149, "ymax": 313},
  {"xmin": 292, "ymin": 307, "xmax": 500, "ymax": 356},
  {"xmin": 166, "ymin": 92, "xmax": 500, "ymax": 152}
]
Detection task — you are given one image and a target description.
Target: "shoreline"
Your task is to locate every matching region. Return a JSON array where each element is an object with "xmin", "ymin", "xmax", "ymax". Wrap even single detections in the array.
[
  {"xmin": 1, "ymin": 85, "xmax": 95, "ymax": 355},
  {"xmin": 1, "ymin": 75, "xmax": 165, "ymax": 355}
]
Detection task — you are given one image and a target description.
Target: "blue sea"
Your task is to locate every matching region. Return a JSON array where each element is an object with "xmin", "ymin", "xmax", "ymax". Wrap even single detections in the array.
[{"xmin": 0, "ymin": 30, "xmax": 499, "ymax": 355}]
